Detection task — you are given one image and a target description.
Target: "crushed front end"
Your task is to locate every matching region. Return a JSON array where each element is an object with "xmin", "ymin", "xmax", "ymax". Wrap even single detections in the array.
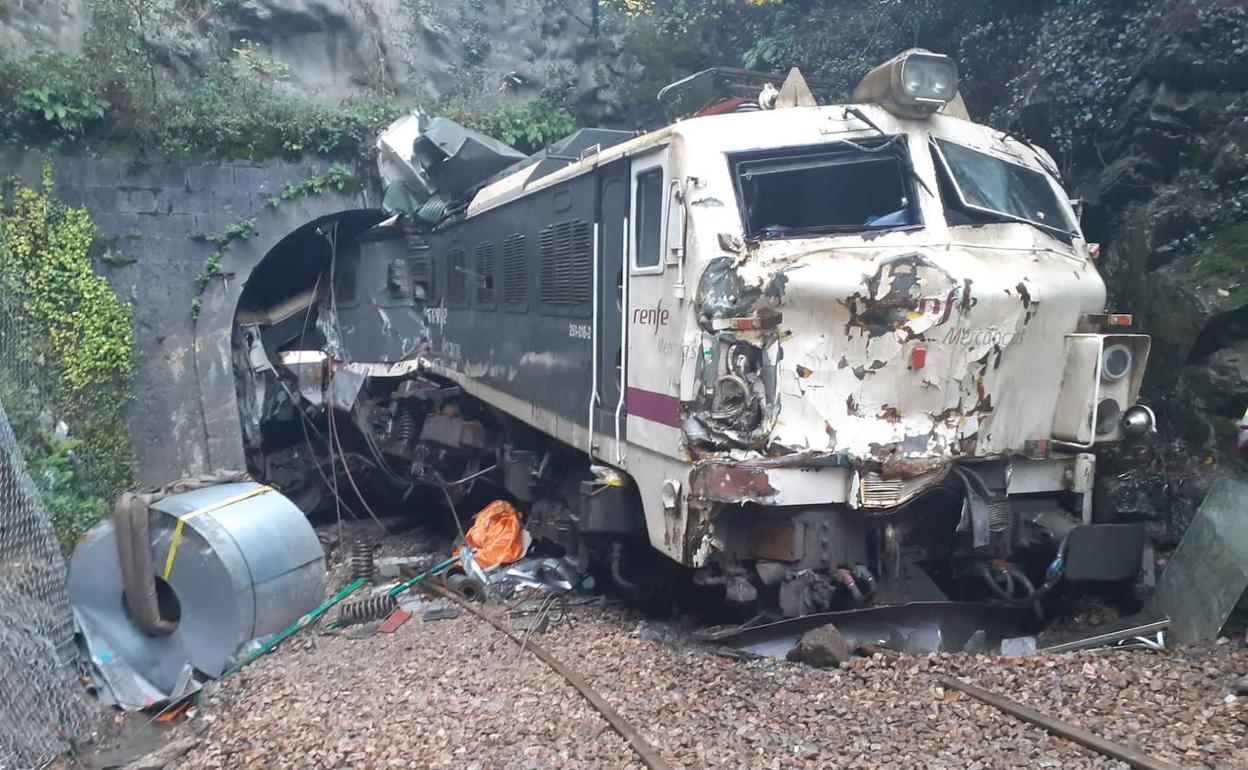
[{"xmin": 676, "ymin": 93, "xmax": 1154, "ymax": 616}]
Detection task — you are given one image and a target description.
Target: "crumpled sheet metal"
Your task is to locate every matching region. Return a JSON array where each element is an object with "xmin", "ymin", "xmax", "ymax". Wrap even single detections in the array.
[
  {"xmin": 69, "ymin": 483, "xmax": 326, "ymax": 710},
  {"xmin": 702, "ymin": 602, "xmax": 1030, "ymax": 658}
]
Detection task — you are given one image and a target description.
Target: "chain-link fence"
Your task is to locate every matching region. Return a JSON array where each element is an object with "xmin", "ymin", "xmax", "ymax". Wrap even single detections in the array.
[{"xmin": 0, "ymin": 226, "xmax": 98, "ymax": 767}]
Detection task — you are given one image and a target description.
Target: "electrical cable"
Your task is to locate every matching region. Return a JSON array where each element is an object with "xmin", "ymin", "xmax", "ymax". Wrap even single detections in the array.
[
  {"xmin": 439, "ymin": 484, "xmax": 469, "ymax": 548},
  {"xmin": 287, "ymin": 273, "xmax": 364, "ymax": 539},
  {"xmin": 319, "ymin": 221, "xmax": 395, "ymax": 537},
  {"xmin": 437, "ymin": 463, "xmax": 498, "ymax": 487}
]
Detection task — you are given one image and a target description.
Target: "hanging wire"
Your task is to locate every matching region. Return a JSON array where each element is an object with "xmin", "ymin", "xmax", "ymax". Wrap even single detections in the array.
[{"xmin": 321, "ymin": 221, "xmax": 395, "ymax": 537}]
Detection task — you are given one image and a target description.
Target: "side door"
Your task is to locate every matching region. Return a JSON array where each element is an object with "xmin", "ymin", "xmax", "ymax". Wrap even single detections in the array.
[
  {"xmin": 595, "ymin": 160, "xmax": 630, "ymax": 459},
  {"xmin": 624, "ymin": 148, "xmax": 684, "ymax": 457}
]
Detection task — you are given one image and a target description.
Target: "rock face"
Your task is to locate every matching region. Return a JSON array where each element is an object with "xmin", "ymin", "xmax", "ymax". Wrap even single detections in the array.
[
  {"xmin": 0, "ymin": 0, "xmax": 87, "ymax": 56},
  {"xmin": 0, "ymin": 0, "xmax": 628, "ymax": 121},
  {"xmin": 222, "ymin": 0, "xmax": 626, "ymax": 118},
  {"xmin": 1066, "ymin": 6, "xmax": 1248, "ymax": 455}
]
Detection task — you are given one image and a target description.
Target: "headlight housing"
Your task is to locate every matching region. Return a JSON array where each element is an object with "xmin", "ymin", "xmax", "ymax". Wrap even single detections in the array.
[
  {"xmin": 1101, "ymin": 344, "xmax": 1132, "ymax": 382},
  {"xmin": 852, "ymin": 49, "xmax": 959, "ymax": 119}
]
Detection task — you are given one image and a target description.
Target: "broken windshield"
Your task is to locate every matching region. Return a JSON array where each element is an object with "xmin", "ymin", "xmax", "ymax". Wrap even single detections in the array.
[
  {"xmin": 731, "ymin": 138, "xmax": 921, "ymax": 239},
  {"xmin": 933, "ymin": 138, "xmax": 1077, "ymax": 235}
]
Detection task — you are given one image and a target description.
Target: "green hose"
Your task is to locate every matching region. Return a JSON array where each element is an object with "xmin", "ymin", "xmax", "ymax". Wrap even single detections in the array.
[{"xmin": 221, "ymin": 577, "xmax": 366, "ymax": 679}]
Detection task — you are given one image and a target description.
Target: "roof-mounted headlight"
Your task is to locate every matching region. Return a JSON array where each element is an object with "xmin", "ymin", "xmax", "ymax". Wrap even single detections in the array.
[{"xmin": 852, "ymin": 49, "xmax": 959, "ymax": 119}]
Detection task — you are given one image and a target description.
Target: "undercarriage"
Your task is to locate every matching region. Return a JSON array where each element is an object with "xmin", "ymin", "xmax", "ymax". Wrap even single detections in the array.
[{"xmin": 239, "ymin": 357, "xmax": 1148, "ymax": 620}]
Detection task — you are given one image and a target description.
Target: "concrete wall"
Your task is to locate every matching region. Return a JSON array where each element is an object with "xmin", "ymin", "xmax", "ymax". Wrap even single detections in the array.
[{"xmin": 0, "ymin": 151, "xmax": 380, "ymax": 485}]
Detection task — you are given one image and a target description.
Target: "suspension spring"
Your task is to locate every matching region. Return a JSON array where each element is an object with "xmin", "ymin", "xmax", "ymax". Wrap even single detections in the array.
[
  {"xmin": 348, "ymin": 540, "xmax": 376, "ymax": 583},
  {"xmin": 393, "ymin": 406, "xmax": 419, "ymax": 445},
  {"xmin": 335, "ymin": 593, "xmax": 397, "ymax": 626}
]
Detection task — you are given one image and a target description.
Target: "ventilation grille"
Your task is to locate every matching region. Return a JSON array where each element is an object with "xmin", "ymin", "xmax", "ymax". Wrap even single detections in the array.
[
  {"xmin": 447, "ymin": 248, "xmax": 467, "ymax": 305},
  {"xmin": 539, "ymin": 219, "xmax": 592, "ymax": 307},
  {"xmin": 503, "ymin": 234, "xmax": 527, "ymax": 306},
  {"xmin": 475, "ymin": 241, "xmax": 495, "ymax": 305}
]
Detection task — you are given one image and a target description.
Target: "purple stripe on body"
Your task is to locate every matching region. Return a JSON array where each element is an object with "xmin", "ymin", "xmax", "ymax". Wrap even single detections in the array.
[{"xmin": 626, "ymin": 387, "xmax": 681, "ymax": 428}]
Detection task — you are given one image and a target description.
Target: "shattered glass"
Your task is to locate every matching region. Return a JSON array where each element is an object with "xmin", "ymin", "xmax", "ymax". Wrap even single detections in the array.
[{"xmin": 934, "ymin": 138, "xmax": 1077, "ymax": 235}]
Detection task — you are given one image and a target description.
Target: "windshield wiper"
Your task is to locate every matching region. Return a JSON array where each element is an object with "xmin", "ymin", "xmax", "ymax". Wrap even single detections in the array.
[{"xmin": 840, "ymin": 107, "xmax": 933, "ymax": 198}]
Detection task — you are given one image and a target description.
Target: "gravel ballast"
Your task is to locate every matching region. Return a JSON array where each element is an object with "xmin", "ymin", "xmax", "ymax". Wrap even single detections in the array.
[{"xmin": 175, "ymin": 600, "xmax": 1248, "ymax": 770}]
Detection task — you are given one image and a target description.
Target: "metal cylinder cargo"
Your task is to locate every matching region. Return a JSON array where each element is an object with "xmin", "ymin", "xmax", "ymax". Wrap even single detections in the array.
[{"xmin": 69, "ymin": 482, "xmax": 326, "ymax": 710}]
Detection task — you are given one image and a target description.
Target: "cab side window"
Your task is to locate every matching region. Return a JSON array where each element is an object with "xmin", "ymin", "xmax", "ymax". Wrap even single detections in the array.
[{"xmin": 634, "ymin": 168, "xmax": 664, "ymax": 269}]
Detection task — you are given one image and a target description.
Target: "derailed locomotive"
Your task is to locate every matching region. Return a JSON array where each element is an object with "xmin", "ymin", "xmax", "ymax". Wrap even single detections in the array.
[{"xmin": 235, "ymin": 51, "xmax": 1156, "ymax": 616}]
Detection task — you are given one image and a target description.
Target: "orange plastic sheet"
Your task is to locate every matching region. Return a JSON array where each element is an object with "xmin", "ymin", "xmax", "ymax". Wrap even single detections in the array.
[{"xmin": 462, "ymin": 500, "xmax": 530, "ymax": 568}]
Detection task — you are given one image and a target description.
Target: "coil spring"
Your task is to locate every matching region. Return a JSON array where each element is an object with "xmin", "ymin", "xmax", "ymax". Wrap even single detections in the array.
[
  {"xmin": 349, "ymin": 540, "xmax": 375, "ymax": 583},
  {"xmin": 393, "ymin": 407, "xmax": 418, "ymax": 445},
  {"xmin": 336, "ymin": 594, "xmax": 397, "ymax": 626}
]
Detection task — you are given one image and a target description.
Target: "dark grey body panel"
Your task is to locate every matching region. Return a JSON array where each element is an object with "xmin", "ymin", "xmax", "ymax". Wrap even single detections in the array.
[{"xmin": 329, "ymin": 163, "xmax": 631, "ymax": 435}]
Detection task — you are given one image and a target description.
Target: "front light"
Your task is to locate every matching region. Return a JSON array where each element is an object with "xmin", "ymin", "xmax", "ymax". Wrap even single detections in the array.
[
  {"xmin": 853, "ymin": 49, "xmax": 959, "ymax": 119},
  {"xmin": 1101, "ymin": 344, "xmax": 1132, "ymax": 382},
  {"xmin": 1095, "ymin": 398, "xmax": 1122, "ymax": 436},
  {"xmin": 899, "ymin": 54, "xmax": 958, "ymax": 103}
]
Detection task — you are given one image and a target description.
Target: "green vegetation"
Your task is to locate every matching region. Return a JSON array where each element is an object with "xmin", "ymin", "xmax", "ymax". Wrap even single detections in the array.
[
  {"xmin": 0, "ymin": 0, "xmax": 586, "ymax": 160},
  {"xmin": 1191, "ymin": 224, "xmax": 1248, "ymax": 307},
  {"xmin": 0, "ymin": 1, "xmax": 405, "ymax": 159},
  {"xmin": 451, "ymin": 100, "xmax": 580, "ymax": 155},
  {"xmin": 267, "ymin": 164, "xmax": 359, "ymax": 208},
  {"xmin": 191, "ymin": 218, "xmax": 256, "ymax": 319},
  {"xmin": 0, "ymin": 168, "xmax": 136, "ymax": 550}
]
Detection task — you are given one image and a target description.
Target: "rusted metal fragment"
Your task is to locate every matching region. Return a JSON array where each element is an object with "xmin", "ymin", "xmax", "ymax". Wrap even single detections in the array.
[{"xmin": 690, "ymin": 463, "xmax": 778, "ymax": 504}]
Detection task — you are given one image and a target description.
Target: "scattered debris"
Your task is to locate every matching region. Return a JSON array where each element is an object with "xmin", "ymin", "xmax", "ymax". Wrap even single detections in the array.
[
  {"xmin": 462, "ymin": 500, "xmax": 530, "ymax": 569},
  {"xmin": 1040, "ymin": 616, "xmax": 1169, "ymax": 654},
  {"xmin": 378, "ymin": 609, "xmax": 412, "ymax": 634},
  {"xmin": 1000, "ymin": 636, "xmax": 1038, "ymax": 657},
  {"xmin": 333, "ymin": 555, "xmax": 460, "ymax": 627},
  {"xmin": 422, "ymin": 605, "xmax": 461, "ymax": 622},
  {"xmin": 511, "ymin": 614, "xmax": 551, "ymax": 636},
  {"xmin": 348, "ymin": 539, "xmax": 376, "ymax": 583},
  {"xmin": 785, "ymin": 623, "xmax": 852, "ymax": 668},
  {"xmin": 503, "ymin": 556, "xmax": 594, "ymax": 595},
  {"xmin": 703, "ymin": 602, "xmax": 1029, "ymax": 659},
  {"xmin": 377, "ymin": 554, "xmax": 435, "ymax": 579},
  {"xmin": 335, "ymin": 592, "xmax": 398, "ymax": 627},
  {"xmin": 119, "ymin": 736, "xmax": 201, "ymax": 770}
]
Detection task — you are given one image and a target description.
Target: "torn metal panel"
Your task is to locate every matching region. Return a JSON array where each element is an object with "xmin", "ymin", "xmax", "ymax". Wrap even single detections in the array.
[{"xmin": 1148, "ymin": 475, "xmax": 1248, "ymax": 643}]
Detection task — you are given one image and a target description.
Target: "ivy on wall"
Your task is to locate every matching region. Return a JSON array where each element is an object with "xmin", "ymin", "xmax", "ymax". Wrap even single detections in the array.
[{"xmin": 0, "ymin": 167, "xmax": 137, "ymax": 549}]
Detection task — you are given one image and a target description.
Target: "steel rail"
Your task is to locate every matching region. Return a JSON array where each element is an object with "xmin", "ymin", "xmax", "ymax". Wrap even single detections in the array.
[
  {"xmin": 426, "ymin": 584, "xmax": 674, "ymax": 770},
  {"xmin": 937, "ymin": 675, "xmax": 1185, "ymax": 770}
]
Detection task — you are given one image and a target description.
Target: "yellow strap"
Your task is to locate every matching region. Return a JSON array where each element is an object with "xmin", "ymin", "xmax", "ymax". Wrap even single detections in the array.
[{"xmin": 162, "ymin": 486, "xmax": 272, "ymax": 580}]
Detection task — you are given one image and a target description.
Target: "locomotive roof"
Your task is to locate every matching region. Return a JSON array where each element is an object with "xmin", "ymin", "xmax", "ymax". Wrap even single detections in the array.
[{"xmin": 465, "ymin": 104, "xmax": 1051, "ymax": 220}]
